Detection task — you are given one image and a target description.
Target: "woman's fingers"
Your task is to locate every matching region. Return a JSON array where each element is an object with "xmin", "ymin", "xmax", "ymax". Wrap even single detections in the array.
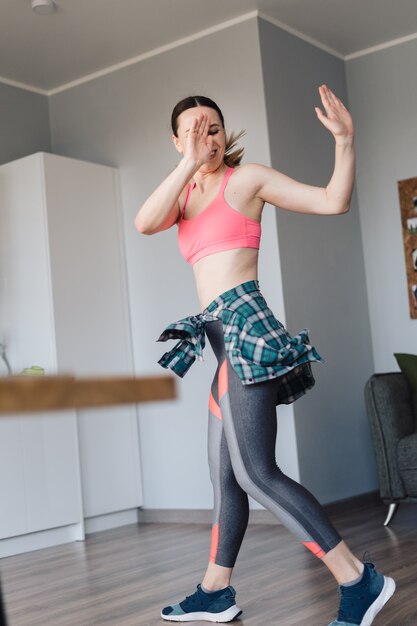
[
  {"xmin": 195, "ymin": 114, "xmax": 203, "ymax": 133},
  {"xmin": 319, "ymin": 85, "xmax": 348, "ymax": 122},
  {"xmin": 200, "ymin": 115, "xmax": 213, "ymax": 156},
  {"xmin": 191, "ymin": 113, "xmax": 208, "ymax": 139},
  {"xmin": 322, "ymin": 84, "xmax": 338, "ymax": 103},
  {"xmin": 185, "ymin": 113, "xmax": 213, "ymax": 163},
  {"xmin": 190, "ymin": 113, "xmax": 203, "ymax": 131},
  {"xmin": 325, "ymin": 85, "xmax": 337, "ymax": 103},
  {"xmin": 321, "ymin": 86, "xmax": 339, "ymax": 118},
  {"xmin": 316, "ymin": 85, "xmax": 354, "ymax": 138},
  {"xmin": 321, "ymin": 85, "xmax": 349, "ymax": 115},
  {"xmin": 319, "ymin": 85, "xmax": 332, "ymax": 112},
  {"xmin": 200, "ymin": 114, "xmax": 209, "ymax": 138},
  {"xmin": 329, "ymin": 88, "xmax": 346, "ymax": 109}
]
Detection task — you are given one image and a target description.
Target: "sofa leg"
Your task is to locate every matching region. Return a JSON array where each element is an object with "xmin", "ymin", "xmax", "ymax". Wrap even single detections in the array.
[{"xmin": 384, "ymin": 503, "xmax": 399, "ymax": 526}]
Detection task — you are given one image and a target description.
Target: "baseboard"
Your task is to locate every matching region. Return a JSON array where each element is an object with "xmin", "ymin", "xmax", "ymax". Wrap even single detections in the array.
[
  {"xmin": 138, "ymin": 508, "xmax": 283, "ymax": 525},
  {"xmin": 138, "ymin": 491, "xmax": 381, "ymax": 525},
  {"xmin": 0, "ymin": 523, "xmax": 83, "ymax": 559},
  {"xmin": 323, "ymin": 490, "xmax": 381, "ymax": 516},
  {"xmin": 84, "ymin": 508, "xmax": 139, "ymax": 534}
]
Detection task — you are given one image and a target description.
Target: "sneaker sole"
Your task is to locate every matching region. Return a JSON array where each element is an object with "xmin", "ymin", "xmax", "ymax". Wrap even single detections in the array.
[
  {"xmin": 360, "ymin": 576, "xmax": 396, "ymax": 626},
  {"xmin": 160, "ymin": 604, "xmax": 242, "ymax": 622}
]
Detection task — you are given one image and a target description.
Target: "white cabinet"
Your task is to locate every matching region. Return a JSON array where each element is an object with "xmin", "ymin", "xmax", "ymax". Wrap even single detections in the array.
[
  {"xmin": 0, "ymin": 153, "xmax": 143, "ymax": 556},
  {"xmin": 0, "ymin": 414, "xmax": 81, "ymax": 540}
]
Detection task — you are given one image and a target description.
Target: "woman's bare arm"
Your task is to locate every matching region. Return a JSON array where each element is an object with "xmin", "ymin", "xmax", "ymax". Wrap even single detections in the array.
[
  {"xmin": 251, "ymin": 85, "xmax": 355, "ymax": 216},
  {"xmin": 135, "ymin": 113, "xmax": 214, "ymax": 235},
  {"xmin": 134, "ymin": 157, "xmax": 196, "ymax": 235}
]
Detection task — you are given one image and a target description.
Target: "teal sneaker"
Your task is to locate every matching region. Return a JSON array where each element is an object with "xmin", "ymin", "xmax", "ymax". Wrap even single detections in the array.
[
  {"xmin": 161, "ymin": 583, "xmax": 242, "ymax": 622},
  {"xmin": 327, "ymin": 561, "xmax": 395, "ymax": 626}
]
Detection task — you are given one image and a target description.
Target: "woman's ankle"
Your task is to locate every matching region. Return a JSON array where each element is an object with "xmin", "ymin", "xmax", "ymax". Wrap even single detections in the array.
[
  {"xmin": 201, "ymin": 579, "xmax": 231, "ymax": 591},
  {"xmin": 202, "ymin": 562, "xmax": 233, "ymax": 590},
  {"xmin": 321, "ymin": 541, "xmax": 365, "ymax": 585}
]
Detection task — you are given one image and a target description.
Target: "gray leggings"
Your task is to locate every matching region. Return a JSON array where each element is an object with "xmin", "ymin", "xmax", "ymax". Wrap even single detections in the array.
[{"xmin": 205, "ymin": 319, "xmax": 342, "ymax": 568}]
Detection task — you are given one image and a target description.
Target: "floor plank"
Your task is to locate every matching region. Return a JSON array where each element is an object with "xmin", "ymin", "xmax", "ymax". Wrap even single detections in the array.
[{"xmin": 1, "ymin": 497, "xmax": 416, "ymax": 625}]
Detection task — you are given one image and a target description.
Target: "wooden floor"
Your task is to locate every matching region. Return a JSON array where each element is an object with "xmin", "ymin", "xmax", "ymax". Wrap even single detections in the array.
[{"xmin": 1, "ymin": 495, "xmax": 417, "ymax": 626}]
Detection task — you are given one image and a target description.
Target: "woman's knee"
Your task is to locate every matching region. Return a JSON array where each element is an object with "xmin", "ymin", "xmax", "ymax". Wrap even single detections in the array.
[{"xmin": 232, "ymin": 456, "xmax": 284, "ymax": 495}]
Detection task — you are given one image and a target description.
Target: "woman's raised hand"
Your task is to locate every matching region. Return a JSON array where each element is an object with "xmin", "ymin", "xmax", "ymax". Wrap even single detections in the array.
[
  {"xmin": 184, "ymin": 113, "xmax": 214, "ymax": 166},
  {"xmin": 315, "ymin": 85, "xmax": 354, "ymax": 143}
]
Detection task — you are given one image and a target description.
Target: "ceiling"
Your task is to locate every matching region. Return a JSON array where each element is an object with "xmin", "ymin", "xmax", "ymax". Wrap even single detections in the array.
[{"xmin": 1, "ymin": 0, "xmax": 417, "ymax": 93}]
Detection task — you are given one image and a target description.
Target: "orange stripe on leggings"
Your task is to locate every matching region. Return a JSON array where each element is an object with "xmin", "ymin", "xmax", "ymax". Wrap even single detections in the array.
[
  {"xmin": 209, "ymin": 523, "xmax": 219, "ymax": 563},
  {"xmin": 209, "ymin": 390, "xmax": 222, "ymax": 420},
  {"xmin": 303, "ymin": 541, "xmax": 325, "ymax": 559},
  {"xmin": 218, "ymin": 359, "xmax": 228, "ymax": 400}
]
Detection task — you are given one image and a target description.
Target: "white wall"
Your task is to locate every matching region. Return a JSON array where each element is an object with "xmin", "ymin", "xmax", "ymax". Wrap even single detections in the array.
[
  {"xmin": 3, "ymin": 14, "xmax": 400, "ymax": 511},
  {"xmin": 346, "ymin": 39, "xmax": 417, "ymax": 371},
  {"xmin": 48, "ymin": 18, "xmax": 299, "ymax": 510}
]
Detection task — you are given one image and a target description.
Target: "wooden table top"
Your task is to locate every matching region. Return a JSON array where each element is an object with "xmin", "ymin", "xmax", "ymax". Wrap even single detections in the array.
[{"xmin": 0, "ymin": 374, "xmax": 176, "ymax": 414}]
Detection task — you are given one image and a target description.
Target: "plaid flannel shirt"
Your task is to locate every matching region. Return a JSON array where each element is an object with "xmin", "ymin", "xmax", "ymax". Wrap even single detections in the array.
[{"xmin": 157, "ymin": 280, "xmax": 324, "ymax": 405}]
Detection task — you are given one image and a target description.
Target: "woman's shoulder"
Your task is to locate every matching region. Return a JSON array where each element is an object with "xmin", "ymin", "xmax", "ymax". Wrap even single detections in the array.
[
  {"xmin": 232, "ymin": 162, "xmax": 273, "ymax": 179},
  {"xmin": 230, "ymin": 163, "xmax": 274, "ymax": 193}
]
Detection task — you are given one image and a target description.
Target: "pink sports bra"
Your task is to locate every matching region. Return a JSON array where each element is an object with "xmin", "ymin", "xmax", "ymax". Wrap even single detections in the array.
[{"xmin": 177, "ymin": 167, "xmax": 261, "ymax": 265}]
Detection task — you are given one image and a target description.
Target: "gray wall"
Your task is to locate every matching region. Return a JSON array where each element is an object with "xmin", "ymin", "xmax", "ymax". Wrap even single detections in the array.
[
  {"xmin": 0, "ymin": 83, "xmax": 50, "ymax": 165},
  {"xmin": 258, "ymin": 19, "xmax": 378, "ymax": 502},
  {"xmin": 48, "ymin": 18, "xmax": 278, "ymax": 510},
  {"xmin": 346, "ymin": 39, "xmax": 417, "ymax": 372}
]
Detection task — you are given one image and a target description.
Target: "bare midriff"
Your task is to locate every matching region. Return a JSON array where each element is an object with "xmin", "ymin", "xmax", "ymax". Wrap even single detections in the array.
[{"xmin": 193, "ymin": 247, "xmax": 259, "ymax": 310}]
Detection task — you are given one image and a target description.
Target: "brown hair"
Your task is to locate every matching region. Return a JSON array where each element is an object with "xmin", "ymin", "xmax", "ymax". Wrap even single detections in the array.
[{"xmin": 171, "ymin": 95, "xmax": 245, "ymax": 167}]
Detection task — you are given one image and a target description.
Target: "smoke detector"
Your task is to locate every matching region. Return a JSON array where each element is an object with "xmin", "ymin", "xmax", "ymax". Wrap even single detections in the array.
[{"xmin": 32, "ymin": 0, "xmax": 56, "ymax": 15}]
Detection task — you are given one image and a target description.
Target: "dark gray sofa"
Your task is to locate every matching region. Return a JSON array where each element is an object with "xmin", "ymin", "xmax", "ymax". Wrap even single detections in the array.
[{"xmin": 365, "ymin": 372, "xmax": 417, "ymax": 525}]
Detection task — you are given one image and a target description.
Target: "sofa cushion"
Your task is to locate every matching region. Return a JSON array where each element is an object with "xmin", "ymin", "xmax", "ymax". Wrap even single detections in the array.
[
  {"xmin": 394, "ymin": 353, "xmax": 417, "ymax": 431},
  {"xmin": 398, "ymin": 433, "xmax": 417, "ymax": 496}
]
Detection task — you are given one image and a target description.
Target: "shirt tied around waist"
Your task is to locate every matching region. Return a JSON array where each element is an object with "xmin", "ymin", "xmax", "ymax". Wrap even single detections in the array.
[{"xmin": 156, "ymin": 280, "xmax": 325, "ymax": 403}]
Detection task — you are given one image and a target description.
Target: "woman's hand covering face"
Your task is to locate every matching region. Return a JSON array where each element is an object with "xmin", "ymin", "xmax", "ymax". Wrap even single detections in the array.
[{"xmin": 183, "ymin": 113, "xmax": 216, "ymax": 166}]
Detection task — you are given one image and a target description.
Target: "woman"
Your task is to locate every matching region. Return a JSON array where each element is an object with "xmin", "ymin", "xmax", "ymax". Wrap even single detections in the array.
[{"xmin": 135, "ymin": 87, "xmax": 395, "ymax": 625}]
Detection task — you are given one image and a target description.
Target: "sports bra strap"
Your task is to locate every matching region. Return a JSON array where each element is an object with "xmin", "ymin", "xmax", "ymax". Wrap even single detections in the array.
[
  {"xmin": 219, "ymin": 167, "xmax": 234, "ymax": 194},
  {"xmin": 180, "ymin": 166, "xmax": 233, "ymax": 217},
  {"xmin": 181, "ymin": 180, "xmax": 196, "ymax": 217}
]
